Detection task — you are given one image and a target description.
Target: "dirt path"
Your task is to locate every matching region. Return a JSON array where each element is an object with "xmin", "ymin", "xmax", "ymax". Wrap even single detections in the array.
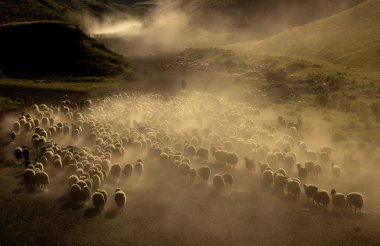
[{"xmin": 1, "ymin": 163, "xmax": 379, "ymax": 246}]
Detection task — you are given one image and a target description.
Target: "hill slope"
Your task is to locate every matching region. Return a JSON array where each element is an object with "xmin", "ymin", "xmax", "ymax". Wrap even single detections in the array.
[
  {"xmin": 183, "ymin": 0, "xmax": 363, "ymax": 37},
  {"xmin": 0, "ymin": 0, "xmax": 148, "ymax": 26},
  {"xmin": 229, "ymin": 0, "xmax": 380, "ymax": 73},
  {"xmin": 0, "ymin": 21, "xmax": 130, "ymax": 78}
]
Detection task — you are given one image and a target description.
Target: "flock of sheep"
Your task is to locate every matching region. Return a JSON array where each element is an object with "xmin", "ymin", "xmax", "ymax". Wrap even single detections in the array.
[{"xmin": 7, "ymin": 91, "xmax": 365, "ymax": 215}]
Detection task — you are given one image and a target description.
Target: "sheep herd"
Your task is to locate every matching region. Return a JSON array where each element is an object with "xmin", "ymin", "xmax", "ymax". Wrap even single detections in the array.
[{"xmin": 6, "ymin": 91, "xmax": 365, "ymax": 217}]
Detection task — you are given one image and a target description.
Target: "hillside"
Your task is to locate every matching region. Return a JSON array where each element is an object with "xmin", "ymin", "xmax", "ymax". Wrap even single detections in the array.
[
  {"xmin": 229, "ymin": 0, "xmax": 380, "ymax": 74},
  {"xmin": 0, "ymin": 0, "xmax": 149, "ymax": 26},
  {"xmin": 183, "ymin": 0, "xmax": 363, "ymax": 38},
  {"xmin": 0, "ymin": 21, "xmax": 130, "ymax": 78}
]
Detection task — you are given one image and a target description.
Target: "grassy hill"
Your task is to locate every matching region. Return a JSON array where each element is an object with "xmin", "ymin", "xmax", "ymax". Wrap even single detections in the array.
[
  {"xmin": 183, "ymin": 0, "xmax": 363, "ymax": 37},
  {"xmin": 0, "ymin": 0, "xmax": 149, "ymax": 26},
  {"xmin": 229, "ymin": 0, "xmax": 380, "ymax": 75},
  {"xmin": 0, "ymin": 21, "xmax": 131, "ymax": 78}
]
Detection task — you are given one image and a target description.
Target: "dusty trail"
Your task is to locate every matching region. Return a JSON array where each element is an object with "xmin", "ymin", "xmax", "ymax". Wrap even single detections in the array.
[{"xmin": 1, "ymin": 159, "xmax": 380, "ymax": 246}]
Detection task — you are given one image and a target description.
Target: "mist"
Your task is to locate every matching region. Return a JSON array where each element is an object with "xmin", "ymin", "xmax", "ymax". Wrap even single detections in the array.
[{"xmin": 1, "ymin": 0, "xmax": 379, "ymax": 245}]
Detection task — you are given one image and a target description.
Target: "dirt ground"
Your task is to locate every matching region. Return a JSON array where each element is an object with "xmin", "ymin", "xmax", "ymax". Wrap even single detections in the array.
[{"xmin": 1, "ymin": 155, "xmax": 380, "ymax": 246}]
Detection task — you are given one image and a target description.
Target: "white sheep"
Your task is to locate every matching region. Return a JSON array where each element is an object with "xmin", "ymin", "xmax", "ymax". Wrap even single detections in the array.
[
  {"xmin": 114, "ymin": 188, "xmax": 127, "ymax": 211},
  {"xmin": 34, "ymin": 171, "xmax": 49, "ymax": 190},
  {"xmin": 134, "ymin": 161, "xmax": 144, "ymax": 177},
  {"xmin": 273, "ymin": 173, "xmax": 287, "ymax": 193},
  {"xmin": 303, "ymin": 184, "xmax": 318, "ymax": 202},
  {"xmin": 283, "ymin": 154, "xmax": 295, "ymax": 172},
  {"xmin": 110, "ymin": 164, "xmax": 122, "ymax": 178},
  {"xmin": 286, "ymin": 179, "xmax": 301, "ymax": 199},
  {"xmin": 213, "ymin": 174, "xmax": 225, "ymax": 192},
  {"xmin": 24, "ymin": 169, "xmax": 35, "ymax": 188},
  {"xmin": 92, "ymin": 192, "xmax": 106, "ymax": 210},
  {"xmin": 82, "ymin": 186, "xmax": 92, "ymax": 205},
  {"xmin": 222, "ymin": 173, "xmax": 234, "ymax": 187},
  {"xmin": 122, "ymin": 164, "xmax": 133, "ymax": 178},
  {"xmin": 197, "ymin": 166, "xmax": 211, "ymax": 184},
  {"xmin": 331, "ymin": 189, "xmax": 346, "ymax": 211},
  {"xmin": 196, "ymin": 148, "xmax": 209, "ymax": 161},
  {"xmin": 346, "ymin": 192, "xmax": 364, "ymax": 214},
  {"xmin": 262, "ymin": 170, "xmax": 274, "ymax": 187},
  {"xmin": 70, "ymin": 184, "xmax": 82, "ymax": 203},
  {"xmin": 313, "ymin": 190, "xmax": 330, "ymax": 208},
  {"xmin": 97, "ymin": 189, "xmax": 108, "ymax": 204}
]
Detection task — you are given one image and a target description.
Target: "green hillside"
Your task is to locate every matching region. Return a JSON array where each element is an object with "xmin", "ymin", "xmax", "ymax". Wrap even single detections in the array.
[
  {"xmin": 0, "ymin": 21, "xmax": 130, "ymax": 78},
  {"xmin": 229, "ymin": 0, "xmax": 380, "ymax": 74}
]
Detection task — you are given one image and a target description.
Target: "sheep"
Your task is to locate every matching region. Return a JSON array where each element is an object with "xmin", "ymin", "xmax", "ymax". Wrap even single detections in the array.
[
  {"xmin": 244, "ymin": 157, "xmax": 255, "ymax": 171},
  {"xmin": 184, "ymin": 145, "xmax": 196, "ymax": 158},
  {"xmin": 159, "ymin": 153, "xmax": 170, "ymax": 167},
  {"xmin": 114, "ymin": 188, "xmax": 127, "ymax": 211},
  {"xmin": 331, "ymin": 164, "xmax": 341, "ymax": 179},
  {"xmin": 82, "ymin": 186, "xmax": 92, "ymax": 205},
  {"xmin": 289, "ymin": 127, "xmax": 297, "ymax": 138},
  {"xmin": 122, "ymin": 164, "xmax": 133, "ymax": 178},
  {"xmin": 296, "ymin": 164, "xmax": 307, "ymax": 183},
  {"xmin": 266, "ymin": 153, "xmax": 278, "ymax": 170},
  {"xmin": 259, "ymin": 162, "xmax": 271, "ymax": 173},
  {"xmin": 92, "ymin": 192, "xmax": 106, "ymax": 210},
  {"xmin": 346, "ymin": 192, "xmax": 364, "ymax": 214},
  {"xmin": 213, "ymin": 174, "xmax": 225, "ymax": 192},
  {"xmin": 313, "ymin": 190, "xmax": 330, "ymax": 208},
  {"xmin": 214, "ymin": 150, "xmax": 227, "ymax": 166},
  {"xmin": 34, "ymin": 163, "xmax": 44, "ymax": 172},
  {"xmin": 53, "ymin": 159, "xmax": 62, "ymax": 169},
  {"xmin": 92, "ymin": 174, "xmax": 102, "ymax": 191},
  {"xmin": 34, "ymin": 171, "xmax": 49, "ymax": 190},
  {"xmin": 283, "ymin": 154, "xmax": 295, "ymax": 173},
  {"xmin": 68, "ymin": 175, "xmax": 79, "ymax": 187},
  {"xmin": 303, "ymin": 184, "xmax": 318, "ymax": 202},
  {"xmin": 70, "ymin": 184, "xmax": 82, "ymax": 203},
  {"xmin": 286, "ymin": 179, "xmax": 301, "ymax": 199},
  {"xmin": 226, "ymin": 152, "xmax": 238, "ymax": 168},
  {"xmin": 262, "ymin": 170, "xmax": 274, "ymax": 187},
  {"xmin": 101, "ymin": 159, "xmax": 111, "ymax": 173},
  {"xmin": 134, "ymin": 161, "xmax": 144, "ymax": 177},
  {"xmin": 13, "ymin": 121, "xmax": 20, "ymax": 132},
  {"xmin": 189, "ymin": 168, "xmax": 196, "ymax": 184},
  {"xmin": 275, "ymin": 168, "xmax": 286, "ymax": 177},
  {"xmin": 24, "ymin": 169, "xmax": 35, "ymax": 188},
  {"xmin": 273, "ymin": 174, "xmax": 288, "ymax": 194},
  {"xmin": 222, "ymin": 173, "xmax": 234, "ymax": 187},
  {"xmin": 331, "ymin": 189, "xmax": 346, "ymax": 211},
  {"xmin": 178, "ymin": 163, "xmax": 190, "ymax": 176},
  {"xmin": 110, "ymin": 164, "xmax": 122, "ymax": 178},
  {"xmin": 196, "ymin": 148, "xmax": 209, "ymax": 161},
  {"xmin": 304, "ymin": 161, "xmax": 315, "ymax": 174},
  {"xmin": 97, "ymin": 189, "xmax": 108, "ymax": 204},
  {"xmin": 198, "ymin": 166, "xmax": 211, "ymax": 184},
  {"xmin": 10, "ymin": 131, "xmax": 16, "ymax": 141},
  {"xmin": 313, "ymin": 164, "xmax": 323, "ymax": 177}
]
